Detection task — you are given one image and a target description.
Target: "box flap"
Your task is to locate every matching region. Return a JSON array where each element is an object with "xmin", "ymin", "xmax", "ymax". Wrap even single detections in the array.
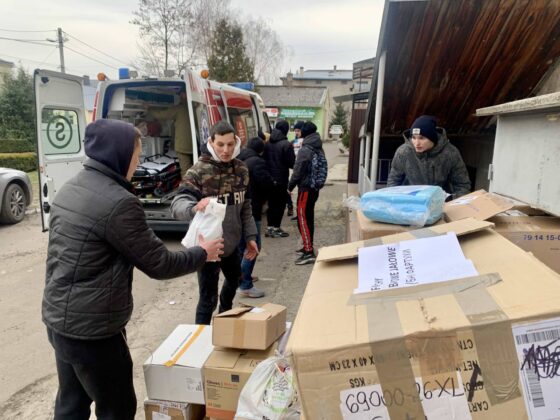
[
  {"xmin": 444, "ymin": 190, "xmax": 514, "ymax": 221},
  {"xmin": 317, "ymin": 218, "xmax": 494, "ymax": 262},
  {"xmin": 204, "ymin": 348, "xmax": 242, "ymax": 369},
  {"xmin": 214, "ymin": 305, "xmax": 254, "ymax": 318}
]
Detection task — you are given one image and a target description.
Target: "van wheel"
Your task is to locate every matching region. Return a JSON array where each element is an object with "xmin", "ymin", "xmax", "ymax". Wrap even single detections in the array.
[{"xmin": 0, "ymin": 183, "xmax": 27, "ymax": 224}]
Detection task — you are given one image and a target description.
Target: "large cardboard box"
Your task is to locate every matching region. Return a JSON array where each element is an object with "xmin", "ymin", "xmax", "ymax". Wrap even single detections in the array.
[
  {"xmin": 490, "ymin": 215, "xmax": 560, "ymax": 274},
  {"xmin": 444, "ymin": 189, "xmax": 513, "ymax": 222},
  {"xmin": 144, "ymin": 399, "xmax": 205, "ymax": 420},
  {"xmin": 203, "ymin": 344, "xmax": 277, "ymax": 419},
  {"xmin": 288, "ymin": 219, "xmax": 560, "ymax": 419},
  {"xmin": 212, "ymin": 303, "xmax": 287, "ymax": 350},
  {"xmin": 144, "ymin": 325, "xmax": 213, "ymax": 404}
]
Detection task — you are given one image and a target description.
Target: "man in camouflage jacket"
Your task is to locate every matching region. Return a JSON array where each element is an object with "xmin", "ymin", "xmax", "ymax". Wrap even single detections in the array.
[{"xmin": 171, "ymin": 121, "xmax": 258, "ymax": 324}]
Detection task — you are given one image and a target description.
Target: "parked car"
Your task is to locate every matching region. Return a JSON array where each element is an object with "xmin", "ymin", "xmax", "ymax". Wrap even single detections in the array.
[{"xmin": 0, "ymin": 168, "xmax": 32, "ymax": 224}]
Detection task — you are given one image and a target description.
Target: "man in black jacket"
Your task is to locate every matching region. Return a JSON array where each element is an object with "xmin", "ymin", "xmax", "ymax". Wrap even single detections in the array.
[
  {"xmin": 263, "ymin": 120, "xmax": 295, "ymax": 238},
  {"xmin": 42, "ymin": 119, "xmax": 223, "ymax": 420},
  {"xmin": 288, "ymin": 122, "xmax": 327, "ymax": 265},
  {"xmin": 238, "ymin": 137, "xmax": 275, "ymax": 298}
]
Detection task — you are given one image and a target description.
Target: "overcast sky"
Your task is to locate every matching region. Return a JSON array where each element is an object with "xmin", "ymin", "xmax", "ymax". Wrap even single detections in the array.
[{"xmin": 0, "ymin": 0, "xmax": 384, "ymax": 81}]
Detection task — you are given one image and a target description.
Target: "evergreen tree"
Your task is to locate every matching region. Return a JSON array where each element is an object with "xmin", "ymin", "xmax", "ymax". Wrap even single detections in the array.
[
  {"xmin": 330, "ymin": 102, "xmax": 349, "ymax": 133},
  {"xmin": 207, "ymin": 19, "xmax": 255, "ymax": 83},
  {"xmin": 0, "ymin": 67, "xmax": 35, "ymax": 143}
]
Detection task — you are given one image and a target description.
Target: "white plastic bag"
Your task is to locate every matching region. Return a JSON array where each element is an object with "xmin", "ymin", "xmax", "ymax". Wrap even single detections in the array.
[
  {"xmin": 234, "ymin": 354, "xmax": 300, "ymax": 420},
  {"xmin": 181, "ymin": 198, "xmax": 226, "ymax": 248}
]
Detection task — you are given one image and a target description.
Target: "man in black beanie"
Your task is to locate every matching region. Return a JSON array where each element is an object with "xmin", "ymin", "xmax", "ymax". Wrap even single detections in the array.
[
  {"xmin": 387, "ymin": 115, "xmax": 471, "ymax": 199},
  {"xmin": 42, "ymin": 119, "xmax": 223, "ymax": 419},
  {"xmin": 288, "ymin": 121, "xmax": 327, "ymax": 265},
  {"xmin": 263, "ymin": 119, "xmax": 295, "ymax": 238}
]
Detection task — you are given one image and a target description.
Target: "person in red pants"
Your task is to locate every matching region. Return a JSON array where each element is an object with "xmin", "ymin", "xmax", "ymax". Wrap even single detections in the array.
[{"xmin": 288, "ymin": 122, "xmax": 328, "ymax": 265}]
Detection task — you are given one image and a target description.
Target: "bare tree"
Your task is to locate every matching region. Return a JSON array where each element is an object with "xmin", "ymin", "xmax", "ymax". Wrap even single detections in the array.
[
  {"xmin": 242, "ymin": 17, "xmax": 287, "ymax": 84},
  {"xmin": 131, "ymin": 0, "xmax": 194, "ymax": 74}
]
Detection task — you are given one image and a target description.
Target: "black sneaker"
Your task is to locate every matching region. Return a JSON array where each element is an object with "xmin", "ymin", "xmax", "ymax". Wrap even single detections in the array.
[
  {"xmin": 295, "ymin": 252, "xmax": 316, "ymax": 265},
  {"xmin": 274, "ymin": 228, "xmax": 289, "ymax": 237},
  {"xmin": 295, "ymin": 247, "xmax": 305, "ymax": 255},
  {"xmin": 264, "ymin": 227, "xmax": 275, "ymax": 237}
]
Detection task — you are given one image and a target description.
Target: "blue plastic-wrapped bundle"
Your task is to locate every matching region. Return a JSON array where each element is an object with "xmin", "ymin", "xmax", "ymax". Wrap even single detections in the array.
[{"xmin": 360, "ymin": 185, "xmax": 446, "ymax": 226}]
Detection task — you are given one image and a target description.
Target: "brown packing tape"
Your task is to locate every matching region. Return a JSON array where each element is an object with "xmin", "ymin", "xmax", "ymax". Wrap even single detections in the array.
[
  {"xmin": 365, "ymin": 302, "xmax": 426, "ymax": 419},
  {"xmin": 348, "ymin": 273, "xmax": 502, "ymax": 304},
  {"xmin": 408, "ymin": 226, "xmax": 445, "ymax": 239},
  {"xmin": 454, "ymin": 285, "xmax": 521, "ymax": 405},
  {"xmin": 233, "ymin": 318, "xmax": 246, "ymax": 348}
]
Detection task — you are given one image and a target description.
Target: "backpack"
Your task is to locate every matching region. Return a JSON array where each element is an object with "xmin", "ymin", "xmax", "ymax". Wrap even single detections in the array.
[{"xmin": 307, "ymin": 147, "xmax": 328, "ymax": 190}]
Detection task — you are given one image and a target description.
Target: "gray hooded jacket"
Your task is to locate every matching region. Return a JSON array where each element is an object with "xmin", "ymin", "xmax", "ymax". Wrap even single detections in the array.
[{"xmin": 387, "ymin": 127, "xmax": 471, "ymax": 199}]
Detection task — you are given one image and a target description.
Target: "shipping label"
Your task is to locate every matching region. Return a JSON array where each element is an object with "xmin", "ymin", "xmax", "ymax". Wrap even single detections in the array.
[
  {"xmin": 339, "ymin": 372, "xmax": 471, "ymax": 419},
  {"xmin": 512, "ymin": 317, "xmax": 560, "ymax": 419}
]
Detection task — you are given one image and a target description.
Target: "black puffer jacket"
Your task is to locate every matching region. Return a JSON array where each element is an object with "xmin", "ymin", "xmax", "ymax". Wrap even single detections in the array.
[
  {"xmin": 263, "ymin": 128, "xmax": 295, "ymax": 185},
  {"xmin": 42, "ymin": 120, "xmax": 206, "ymax": 340},
  {"xmin": 288, "ymin": 132, "xmax": 325, "ymax": 191},
  {"xmin": 238, "ymin": 147, "xmax": 275, "ymax": 220},
  {"xmin": 387, "ymin": 127, "xmax": 471, "ymax": 199}
]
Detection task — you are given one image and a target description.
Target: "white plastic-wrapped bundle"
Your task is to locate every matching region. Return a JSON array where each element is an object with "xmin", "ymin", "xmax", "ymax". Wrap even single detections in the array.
[{"xmin": 360, "ymin": 185, "xmax": 446, "ymax": 226}]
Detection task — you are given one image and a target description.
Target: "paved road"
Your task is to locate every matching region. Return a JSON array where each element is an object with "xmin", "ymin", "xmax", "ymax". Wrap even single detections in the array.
[{"xmin": 0, "ymin": 141, "xmax": 347, "ymax": 419}]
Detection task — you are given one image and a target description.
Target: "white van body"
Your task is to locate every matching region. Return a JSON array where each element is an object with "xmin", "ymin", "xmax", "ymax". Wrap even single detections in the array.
[{"xmin": 34, "ymin": 69, "xmax": 271, "ymax": 231}]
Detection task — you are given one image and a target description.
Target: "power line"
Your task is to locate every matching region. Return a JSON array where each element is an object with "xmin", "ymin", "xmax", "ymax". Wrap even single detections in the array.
[
  {"xmin": 0, "ymin": 36, "xmax": 53, "ymax": 47},
  {"xmin": 63, "ymin": 31, "xmax": 135, "ymax": 69},
  {"xmin": 0, "ymin": 28, "xmax": 56, "ymax": 33},
  {"xmin": 64, "ymin": 45, "xmax": 119, "ymax": 70},
  {"xmin": 0, "ymin": 51, "xmax": 62, "ymax": 69}
]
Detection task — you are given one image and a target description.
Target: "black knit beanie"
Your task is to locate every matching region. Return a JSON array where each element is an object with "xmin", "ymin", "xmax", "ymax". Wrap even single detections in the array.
[
  {"xmin": 301, "ymin": 121, "xmax": 317, "ymax": 138},
  {"xmin": 410, "ymin": 115, "xmax": 438, "ymax": 144}
]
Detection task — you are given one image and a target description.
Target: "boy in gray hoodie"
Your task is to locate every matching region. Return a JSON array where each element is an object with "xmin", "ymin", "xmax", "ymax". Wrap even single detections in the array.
[{"xmin": 171, "ymin": 121, "xmax": 258, "ymax": 324}]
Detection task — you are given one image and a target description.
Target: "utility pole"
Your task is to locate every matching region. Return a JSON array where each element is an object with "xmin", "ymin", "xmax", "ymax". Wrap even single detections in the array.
[{"xmin": 57, "ymin": 27, "xmax": 65, "ymax": 73}]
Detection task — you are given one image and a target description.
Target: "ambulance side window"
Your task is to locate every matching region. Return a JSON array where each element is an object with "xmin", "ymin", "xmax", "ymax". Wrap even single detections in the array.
[
  {"xmin": 192, "ymin": 102, "xmax": 210, "ymax": 153},
  {"xmin": 227, "ymin": 107, "xmax": 257, "ymax": 147}
]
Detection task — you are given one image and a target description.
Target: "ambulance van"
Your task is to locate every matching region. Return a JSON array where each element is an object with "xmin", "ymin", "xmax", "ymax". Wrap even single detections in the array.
[{"xmin": 34, "ymin": 69, "xmax": 271, "ymax": 231}]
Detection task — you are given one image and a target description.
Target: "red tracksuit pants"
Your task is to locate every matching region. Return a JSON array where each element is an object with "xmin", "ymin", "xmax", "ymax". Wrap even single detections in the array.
[{"xmin": 296, "ymin": 189, "xmax": 319, "ymax": 253}]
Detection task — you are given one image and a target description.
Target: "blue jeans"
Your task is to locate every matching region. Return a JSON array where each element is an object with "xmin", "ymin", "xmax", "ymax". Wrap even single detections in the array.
[{"xmin": 238, "ymin": 220, "xmax": 261, "ymax": 290}]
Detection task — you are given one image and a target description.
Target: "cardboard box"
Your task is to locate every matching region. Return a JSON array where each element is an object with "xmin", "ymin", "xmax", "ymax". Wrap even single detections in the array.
[
  {"xmin": 212, "ymin": 303, "xmax": 286, "ymax": 350},
  {"xmin": 444, "ymin": 189, "xmax": 513, "ymax": 222},
  {"xmin": 490, "ymin": 215, "xmax": 560, "ymax": 274},
  {"xmin": 144, "ymin": 399, "xmax": 205, "ymax": 420},
  {"xmin": 288, "ymin": 219, "xmax": 560, "ymax": 419},
  {"xmin": 144, "ymin": 325, "xmax": 214, "ymax": 404},
  {"xmin": 203, "ymin": 344, "xmax": 277, "ymax": 420},
  {"xmin": 356, "ymin": 209, "xmax": 446, "ymax": 240}
]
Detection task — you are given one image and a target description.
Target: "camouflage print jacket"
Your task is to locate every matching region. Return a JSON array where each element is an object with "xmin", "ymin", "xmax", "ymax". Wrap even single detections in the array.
[{"xmin": 171, "ymin": 153, "xmax": 257, "ymax": 257}]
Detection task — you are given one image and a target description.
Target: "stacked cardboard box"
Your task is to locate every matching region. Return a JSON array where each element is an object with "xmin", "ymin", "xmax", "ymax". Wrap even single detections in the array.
[
  {"xmin": 288, "ymin": 218, "xmax": 560, "ymax": 419},
  {"xmin": 143, "ymin": 325, "xmax": 214, "ymax": 418},
  {"xmin": 444, "ymin": 190, "xmax": 560, "ymax": 274},
  {"xmin": 203, "ymin": 303, "xmax": 287, "ymax": 420}
]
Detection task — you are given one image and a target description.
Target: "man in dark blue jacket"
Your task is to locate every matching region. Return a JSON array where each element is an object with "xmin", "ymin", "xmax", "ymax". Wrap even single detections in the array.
[
  {"xmin": 42, "ymin": 119, "xmax": 223, "ymax": 420},
  {"xmin": 263, "ymin": 120, "xmax": 295, "ymax": 238},
  {"xmin": 237, "ymin": 137, "xmax": 275, "ymax": 297}
]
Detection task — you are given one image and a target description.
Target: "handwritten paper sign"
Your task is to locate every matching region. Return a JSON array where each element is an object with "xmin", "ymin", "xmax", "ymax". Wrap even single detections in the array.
[{"xmin": 356, "ymin": 232, "xmax": 478, "ymax": 294}]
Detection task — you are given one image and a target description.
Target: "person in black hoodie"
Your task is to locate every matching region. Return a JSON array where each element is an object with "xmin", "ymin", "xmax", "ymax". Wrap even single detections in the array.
[
  {"xmin": 42, "ymin": 119, "xmax": 223, "ymax": 420},
  {"xmin": 288, "ymin": 121, "xmax": 327, "ymax": 265},
  {"xmin": 237, "ymin": 137, "xmax": 275, "ymax": 298},
  {"xmin": 264, "ymin": 119, "xmax": 295, "ymax": 238}
]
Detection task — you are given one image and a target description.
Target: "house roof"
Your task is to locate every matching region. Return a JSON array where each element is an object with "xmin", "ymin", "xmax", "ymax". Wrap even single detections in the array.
[
  {"xmin": 257, "ymin": 85, "xmax": 328, "ymax": 108},
  {"xmin": 366, "ymin": 0, "xmax": 560, "ymax": 135},
  {"xmin": 281, "ymin": 69, "xmax": 353, "ymax": 81}
]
